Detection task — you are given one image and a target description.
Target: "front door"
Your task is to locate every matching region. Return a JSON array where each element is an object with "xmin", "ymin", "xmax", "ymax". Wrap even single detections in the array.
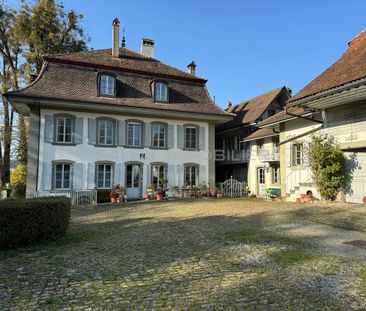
[
  {"xmin": 126, "ymin": 164, "xmax": 142, "ymax": 199},
  {"xmin": 257, "ymin": 167, "xmax": 266, "ymax": 196}
]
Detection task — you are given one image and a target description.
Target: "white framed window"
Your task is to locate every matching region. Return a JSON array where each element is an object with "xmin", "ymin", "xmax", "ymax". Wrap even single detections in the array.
[
  {"xmin": 96, "ymin": 163, "xmax": 113, "ymax": 189},
  {"xmin": 273, "ymin": 167, "xmax": 280, "ymax": 184},
  {"xmin": 56, "ymin": 116, "xmax": 73, "ymax": 143},
  {"xmin": 151, "ymin": 164, "xmax": 167, "ymax": 189},
  {"xmin": 99, "ymin": 74, "xmax": 115, "ymax": 96},
  {"xmin": 185, "ymin": 126, "xmax": 198, "ymax": 149},
  {"xmin": 53, "ymin": 163, "xmax": 72, "ymax": 190},
  {"xmin": 98, "ymin": 119, "xmax": 115, "ymax": 145},
  {"xmin": 184, "ymin": 164, "xmax": 199, "ymax": 186},
  {"xmin": 293, "ymin": 143, "xmax": 304, "ymax": 166},
  {"xmin": 127, "ymin": 122, "xmax": 142, "ymax": 147},
  {"xmin": 154, "ymin": 82, "xmax": 168, "ymax": 102},
  {"xmin": 152, "ymin": 123, "xmax": 166, "ymax": 148}
]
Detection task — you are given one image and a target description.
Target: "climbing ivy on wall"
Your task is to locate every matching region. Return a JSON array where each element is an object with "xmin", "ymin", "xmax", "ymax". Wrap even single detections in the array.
[{"xmin": 308, "ymin": 134, "xmax": 345, "ymax": 201}]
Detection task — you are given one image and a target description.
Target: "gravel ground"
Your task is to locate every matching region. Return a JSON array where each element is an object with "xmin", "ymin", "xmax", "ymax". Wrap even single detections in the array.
[{"xmin": 1, "ymin": 198, "xmax": 366, "ymax": 310}]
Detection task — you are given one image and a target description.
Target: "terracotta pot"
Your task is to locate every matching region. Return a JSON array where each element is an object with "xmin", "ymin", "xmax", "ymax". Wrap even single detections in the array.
[
  {"xmin": 210, "ymin": 188, "xmax": 217, "ymax": 198},
  {"xmin": 110, "ymin": 196, "xmax": 118, "ymax": 204},
  {"xmin": 157, "ymin": 193, "xmax": 163, "ymax": 201},
  {"xmin": 363, "ymin": 196, "xmax": 366, "ymax": 206}
]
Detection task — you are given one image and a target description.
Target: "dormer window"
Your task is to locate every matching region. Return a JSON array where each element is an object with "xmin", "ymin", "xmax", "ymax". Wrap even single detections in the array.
[
  {"xmin": 154, "ymin": 81, "xmax": 168, "ymax": 103},
  {"xmin": 99, "ymin": 74, "xmax": 116, "ymax": 96}
]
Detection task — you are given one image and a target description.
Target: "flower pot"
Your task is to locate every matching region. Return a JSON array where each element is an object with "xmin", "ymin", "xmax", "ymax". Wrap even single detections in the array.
[
  {"xmin": 210, "ymin": 188, "xmax": 217, "ymax": 198},
  {"xmin": 157, "ymin": 193, "xmax": 163, "ymax": 201},
  {"xmin": 110, "ymin": 196, "xmax": 118, "ymax": 204},
  {"xmin": 363, "ymin": 196, "xmax": 366, "ymax": 206}
]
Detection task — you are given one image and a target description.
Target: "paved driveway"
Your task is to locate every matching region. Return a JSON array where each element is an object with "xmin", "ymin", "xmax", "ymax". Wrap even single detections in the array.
[{"xmin": 1, "ymin": 199, "xmax": 366, "ymax": 310}]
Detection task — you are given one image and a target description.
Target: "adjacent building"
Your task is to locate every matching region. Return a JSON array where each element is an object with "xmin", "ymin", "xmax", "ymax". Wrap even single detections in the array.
[
  {"xmin": 215, "ymin": 86, "xmax": 291, "ymax": 196},
  {"xmin": 260, "ymin": 29, "xmax": 366, "ymax": 203},
  {"xmin": 5, "ymin": 19, "xmax": 232, "ymax": 200}
]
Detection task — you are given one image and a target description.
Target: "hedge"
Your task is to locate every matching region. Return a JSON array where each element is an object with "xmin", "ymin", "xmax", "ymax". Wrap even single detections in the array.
[{"xmin": 0, "ymin": 197, "xmax": 71, "ymax": 250}]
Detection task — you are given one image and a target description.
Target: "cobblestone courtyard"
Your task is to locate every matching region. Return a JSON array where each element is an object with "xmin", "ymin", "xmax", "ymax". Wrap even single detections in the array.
[{"xmin": 1, "ymin": 198, "xmax": 366, "ymax": 310}]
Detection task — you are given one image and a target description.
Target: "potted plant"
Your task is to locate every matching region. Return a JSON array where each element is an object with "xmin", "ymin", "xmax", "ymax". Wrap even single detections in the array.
[
  {"xmin": 110, "ymin": 184, "xmax": 122, "ymax": 204},
  {"xmin": 147, "ymin": 184, "xmax": 154, "ymax": 200},
  {"xmin": 156, "ymin": 188, "xmax": 164, "ymax": 201},
  {"xmin": 209, "ymin": 186, "xmax": 218, "ymax": 198}
]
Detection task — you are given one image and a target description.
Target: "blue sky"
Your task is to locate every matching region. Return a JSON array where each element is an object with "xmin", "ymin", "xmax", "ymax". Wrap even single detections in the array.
[{"xmin": 60, "ymin": 0, "xmax": 366, "ymax": 108}]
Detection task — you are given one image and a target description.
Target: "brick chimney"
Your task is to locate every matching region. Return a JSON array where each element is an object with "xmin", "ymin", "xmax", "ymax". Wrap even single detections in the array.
[
  {"xmin": 112, "ymin": 18, "xmax": 120, "ymax": 58},
  {"xmin": 187, "ymin": 61, "xmax": 196, "ymax": 76},
  {"xmin": 141, "ymin": 38, "xmax": 155, "ymax": 58}
]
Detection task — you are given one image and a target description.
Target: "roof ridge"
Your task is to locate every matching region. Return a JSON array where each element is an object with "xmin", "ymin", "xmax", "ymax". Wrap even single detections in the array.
[{"xmin": 234, "ymin": 86, "xmax": 285, "ymax": 108}]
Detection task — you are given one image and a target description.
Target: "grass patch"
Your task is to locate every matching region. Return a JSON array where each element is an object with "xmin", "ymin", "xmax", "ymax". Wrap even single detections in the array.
[
  {"xmin": 358, "ymin": 268, "xmax": 366, "ymax": 291},
  {"xmin": 269, "ymin": 249, "xmax": 315, "ymax": 265}
]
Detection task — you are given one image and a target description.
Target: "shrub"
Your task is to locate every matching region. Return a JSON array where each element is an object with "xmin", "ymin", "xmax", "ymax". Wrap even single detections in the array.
[
  {"xmin": 0, "ymin": 197, "xmax": 71, "ymax": 250},
  {"xmin": 97, "ymin": 189, "xmax": 111, "ymax": 203},
  {"xmin": 308, "ymin": 134, "xmax": 345, "ymax": 200},
  {"xmin": 10, "ymin": 165, "xmax": 27, "ymax": 198}
]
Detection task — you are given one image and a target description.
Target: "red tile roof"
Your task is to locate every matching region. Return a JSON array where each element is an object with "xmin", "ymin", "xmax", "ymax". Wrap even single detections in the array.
[
  {"xmin": 6, "ymin": 48, "xmax": 231, "ymax": 117},
  {"xmin": 289, "ymin": 29, "xmax": 366, "ymax": 103},
  {"xmin": 244, "ymin": 128, "xmax": 278, "ymax": 141},
  {"xmin": 259, "ymin": 107, "xmax": 306, "ymax": 127},
  {"xmin": 45, "ymin": 48, "xmax": 207, "ymax": 83},
  {"xmin": 217, "ymin": 86, "xmax": 291, "ymax": 131}
]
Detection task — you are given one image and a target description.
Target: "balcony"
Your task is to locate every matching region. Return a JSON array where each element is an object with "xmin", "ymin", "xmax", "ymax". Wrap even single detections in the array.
[
  {"xmin": 216, "ymin": 149, "xmax": 248, "ymax": 164},
  {"xmin": 258, "ymin": 149, "xmax": 280, "ymax": 162}
]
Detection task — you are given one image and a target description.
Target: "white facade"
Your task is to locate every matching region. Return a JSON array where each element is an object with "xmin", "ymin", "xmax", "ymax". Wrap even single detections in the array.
[
  {"xmin": 281, "ymin": 103, "xmax": 366, "ymax": 203},
  {"xmin": 38, "ymin": 108, "xmax": 211, "ymax": 199},
  {"xmin": 247, "ymin": 136, "xmax": 280, "ymax": 197}
]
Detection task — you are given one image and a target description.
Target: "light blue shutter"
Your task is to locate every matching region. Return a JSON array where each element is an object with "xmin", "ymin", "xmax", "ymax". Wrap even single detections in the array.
[
  {"xmin": 140, "ymin": 122, "xmax": 145, "ymax": 147},
  {"xmin": 88, "ymin": 118, "xmax": 97, "ymax": 145},
  {"xmin": 145, "ymin": 122, "xmax": 151, "ymax": 147},
  {"xmin": 115, "ymin": 163, "xmax": 123, "ymax": 185},
  {"xmin": 178, "ymin": 164, "xmax": 184, "ymax": 187},
  {"xmin": 44, "ymin": 115, "xmax": 54, "ymax": 143},
  {"xmin": 117, "ymin": 120, "xmax": 126, "ymax": 146},
  {"xmin": 87, "ymin": 163, "xmax": 95, "ymax": 189},
  {"xmin": 146, "ymin": 163, "xmax": 151, "ymax": 185},
  {"xmin": 43, "ymin": 162, "xmax": 52, "ymax": 190},
  {"xmin": 73, "ymin": 163, "xmax": 84, "ymax": 190},
  {"xmin": 177, "ymin": 125, "xmax": 184, "ymax": 149},
  {"xmin": 167, "ymin": 125, "xmax": 174, "ymax": 148},
  {"xmin": 74, "ymin": 118, "xmax": 83, "ymax": 144},
  {"xmin": 199, "ymin": 126, "xmax": 205, "ymax": 150}
]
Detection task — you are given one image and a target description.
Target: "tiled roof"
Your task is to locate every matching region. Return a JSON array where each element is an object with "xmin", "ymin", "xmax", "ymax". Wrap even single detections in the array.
[
  {"xmin": 45, "ymin": 48, "xmax": 207, "ymax": 83},
  {"xmin": 217, "ymin": 86, "xmax": 290, "ymax": 131},
  {"xmin": 6, "ymin": 48, "xmax": 231, "ymax": 117},
  {"xmin": 259, "ymin": 107, "xmax": 306, "ymax": 127},
  {"xmin": 289, "ymin": 29, "xmax": 366, "ymax": 103},
  {"xmin": 244, "ymin": 128, "xmax": 278, "ymax": 141}
]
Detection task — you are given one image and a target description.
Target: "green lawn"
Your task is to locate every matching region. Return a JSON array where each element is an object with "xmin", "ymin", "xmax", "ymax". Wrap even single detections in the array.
[{"xmin": 1, "ymin": 198, "xmax": 366, "ymax": 310}]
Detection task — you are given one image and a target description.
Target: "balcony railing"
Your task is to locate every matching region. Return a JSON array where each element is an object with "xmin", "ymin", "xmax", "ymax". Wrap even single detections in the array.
[{"xmin": 258, "ymin": 150, "xmax": 280, "ymax": 162}]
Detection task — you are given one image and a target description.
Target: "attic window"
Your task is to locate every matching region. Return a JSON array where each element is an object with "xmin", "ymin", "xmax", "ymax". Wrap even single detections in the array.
[
  {"xmin": 99, "ymin": 74, "xmax": 116, "ymax": 96},
  {"xmin": 154, "ymin": 81, "xmax": 168, "ymax": 103}
]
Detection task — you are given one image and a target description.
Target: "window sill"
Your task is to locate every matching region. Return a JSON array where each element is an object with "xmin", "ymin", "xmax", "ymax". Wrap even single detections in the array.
[
  {"xmin": 125, "ymin": 145, "xmax": 144, "ymax": 149},
  {"xmin": 51, "ymin": 142, "xmax": 77, "ymax": 146},
  {"xmin": 149, "ymin": 146, "xmax": 169, "ymax": 150},
  {"xmin": 94, "ymin": 144, "xmax": 117, "ymax": 148},
  {"xmin": 97, "ymin": 93, "xmax": 116, "ymax": 98},
  {"xmin": 290, "ymin": 165, "xmax": 305, "ymax": 170},
  {"xmin": 183, "ymin": 148, "xmax": 199, "ymax": 151}
]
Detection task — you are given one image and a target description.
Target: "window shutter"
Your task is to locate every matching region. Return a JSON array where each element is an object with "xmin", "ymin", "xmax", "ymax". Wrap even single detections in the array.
[
  {"xmin": 115, "ymin": 163, "xmax": 123, "ymax": 185},
  {"xmin": 73, "ymin": 163, "xmax": 84, "ymax": 190},
  {"xmin": 146, "ymin": 163, "xmax": 151, "ymax": 185},
  {"xmin": 117, "ymin": 120, "xmax": 125, "ymax": 146},
  {"xmin": 88, "ymin": 118, "xmax": 97, "ymax": 145},
  {"xmin": 145, "ymin": 122, "xmax": 151, "ymax": 147},
  {"xmin": 44, "ymin": 115, "xmax": 54, "ymax": 143},
  {"xmin": 87, "ymin": 163, "xmax": 95, "ymax": 189},
  {"xmin": 285, "ymin": 145, "xmax": 292, "ymax": 167},
  {"xmin": 141, "ymin": 122, "xmax": 145, "ymax": 147},
  {"xmin": 43, "ymin": 162, "xmax": 52, "ymax": 190},
  {"xmin": 177, "ymin": 125, "xmax": 184, "ymax": 149},
  {"xmin": 167, "ymin": 125, "xmax": 174, "ymax": 148},
  {"xmin": 74, "ymin": 118, "xmax": 83, "ymax": 144},
  {"xmin": 199, "ymin": 126, "xmax": 205, "ymax": 150},
  {"xmin": 177, "ymin": 164, "xmax": 184, "ymax": 187}
]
